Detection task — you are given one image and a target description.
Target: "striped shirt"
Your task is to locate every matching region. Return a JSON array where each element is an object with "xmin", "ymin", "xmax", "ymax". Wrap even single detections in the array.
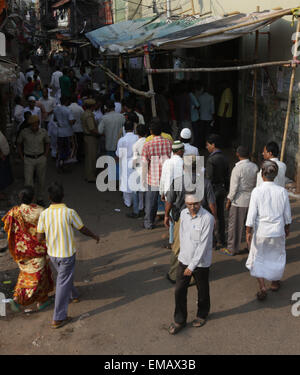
[
  {"xmin": 37, "ymin": 204, "xmax": 84, "ymax": 258},
  {"xmin": 141, "ymin": 136, "xmax": 172, "ymax": 187}
]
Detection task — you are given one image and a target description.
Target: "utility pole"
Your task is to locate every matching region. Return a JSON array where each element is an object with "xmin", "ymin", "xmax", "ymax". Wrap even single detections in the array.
[{"xmin": 166, "ymin": 0, "xmax": 171, "ymax": 18}]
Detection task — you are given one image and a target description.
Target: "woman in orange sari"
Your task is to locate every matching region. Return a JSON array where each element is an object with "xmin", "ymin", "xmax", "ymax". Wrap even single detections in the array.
[{"xmin": 2, "ymin": 186, "xmax": 54, "ymax": 312}]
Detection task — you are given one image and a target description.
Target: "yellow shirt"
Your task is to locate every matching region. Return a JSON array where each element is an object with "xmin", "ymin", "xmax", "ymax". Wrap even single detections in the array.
[
  {"xmin": 146, "ymin": 132, "xmax": 173, "ymax": 142},
  {"xmin": 37, "ymin": 203, "xmax": 84, "ymax": 258},
  {"xmin": 217, "ymin": 88, "xmax": 233, "ymax": 118}
]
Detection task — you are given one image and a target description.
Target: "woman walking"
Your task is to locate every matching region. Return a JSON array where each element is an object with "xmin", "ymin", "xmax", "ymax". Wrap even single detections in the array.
[{"xmin": 2, "ymin": 186, "xmax": 54, "ymax": 312}]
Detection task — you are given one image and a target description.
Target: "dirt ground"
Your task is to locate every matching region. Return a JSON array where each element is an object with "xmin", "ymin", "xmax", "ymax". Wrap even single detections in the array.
[{"xmin": 1, "ymin": 152, "xmax": 300, "ymax": 356}]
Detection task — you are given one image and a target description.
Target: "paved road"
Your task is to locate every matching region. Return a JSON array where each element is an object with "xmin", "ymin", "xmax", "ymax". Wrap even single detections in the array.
[{"xmin": 1, "ymin": 156, "xmax": 300, "ymax": 355}]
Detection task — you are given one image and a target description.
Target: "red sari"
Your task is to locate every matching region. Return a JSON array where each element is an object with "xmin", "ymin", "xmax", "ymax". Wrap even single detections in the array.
[{"xmin": 2, "ymin": 204, "xmax": 53, "ymax": 306}]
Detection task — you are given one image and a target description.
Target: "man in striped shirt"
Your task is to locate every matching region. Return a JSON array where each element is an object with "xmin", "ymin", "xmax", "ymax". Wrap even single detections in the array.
[
  {"xmin": 37, "ymin": 182, "xmax": 99, "ymax": 329},
  {"xmin": 141, "ymin": 118, "xmax": 172, "ymax": 229}
]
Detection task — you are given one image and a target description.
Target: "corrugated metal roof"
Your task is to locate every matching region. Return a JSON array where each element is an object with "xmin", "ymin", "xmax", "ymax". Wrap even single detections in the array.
[{"xmin": 85, "ymin": 8, "xmax": 293, "ymax": 55}]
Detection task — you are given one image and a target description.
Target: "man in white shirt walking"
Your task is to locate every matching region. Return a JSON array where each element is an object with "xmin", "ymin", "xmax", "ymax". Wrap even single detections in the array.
[
  {"xmin": 127, "ymin": 124, "xmax": 147, "ymax": 218},
  {"xmin": 116, "ymin": 120, "xmax": 138, "ymax": 207},
  {"xmin": 50, "ymin": 66, "xmax": 63, "ymax": 104},
  {"xmin": 220, "ymin": 146, "xmax": 258, "ymax": 256},
  {"xmin": 246, "ymin": 160, "xmax": 292, "ymax": 301},
  {"xmin": 53, "ymin": 96, "xmax": 75, "ymax": 171},
  {"xmin": 256, "ymin": 141, "xmax": 286, "ymax": 188},
  {"xmin": 68, "ymin": 95, "xmax": 84, "ymax": 161},
  {"xmin": 168, "ymin": 193, "xmax": 214, "ymax": 335},
  {"xmin": 39, "ymin": 88, "xmax": 56, "ymax": 129},
  {"xmin": 23, "ymin": 96, "xmax": 42, "ymax": 127}
]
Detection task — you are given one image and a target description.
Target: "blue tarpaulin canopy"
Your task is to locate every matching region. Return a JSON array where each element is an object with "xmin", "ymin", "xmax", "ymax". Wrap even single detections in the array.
[{"xmin": 85, "ymin": 8, "xmax": 293, "ymax": 55}]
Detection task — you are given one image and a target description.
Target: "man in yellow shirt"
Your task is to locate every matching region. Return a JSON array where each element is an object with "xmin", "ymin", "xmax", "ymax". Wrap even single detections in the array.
[
  {"xmin": 37, "ymin": 182, "xmax": 99, "ymax": 329},
  {"xmin": 217, "ymin": 81, "xmax": 233, "ymax": 147}
]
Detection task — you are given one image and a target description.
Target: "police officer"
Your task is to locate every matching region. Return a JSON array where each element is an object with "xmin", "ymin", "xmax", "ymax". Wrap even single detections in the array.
[
  {"xmin": 17, "ymin": 115, "xmax": 50, "ymax": 205},
  {"xmin": 81, "ymin": 99, "xmax": 99, "ymax": 182}
]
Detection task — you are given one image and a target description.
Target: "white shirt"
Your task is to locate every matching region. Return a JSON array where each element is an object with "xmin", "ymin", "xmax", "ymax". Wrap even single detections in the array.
[
  {"xmin": 25, "ymin": 70, "xmax": 34, "ymax": 81},
  {"xmin": 54, "ymin": 105, "xmax": 74, "ymax": 137},
  {"xmin": 39, "ymin": 96, "xmax": 56, "ymax": 122},
  {"xmin": 246, "ymin": 181, "xmax": 292, "ymax": 238},
  {"xmin": 256, "ymin": 158, "xmax": 286, "ymax": 188},
  {"xmin": 227, "ymin": 159, "xmax": 258, "ymax": 207},
  {"xmin": 135, "ymin": 111, "xmax": 145, "ymax": 125},
  {"xmin": 14, "ymin": 104, "xmax": 24, "ymax": 127},
  {"xmin": 0, "ymin": 131, "xmax": 9, "ymax": 156},
  {"xmin": 183, "ymin": 143, "xmax": 199, "ymax": 156},
  {"xmin": 69, "ymin": 102, "xmax": 84, "ymax": 133},
  {"xmin": 160, "ymin": 154, "xmax": 184, "ymax": 195},
  {"xmin": 15, "ymin": 72, "xmax": 26, "ymax": 96},
  {"xmin": 50, "ymin": 70, "xmax": 63, "ymax": 90},
  {"xmin": 179, "ymin": 207, "xmax": 214, "ymax": 271},
  {"xmin": 23, "ymin": 106, "xmax": 42, "ymax": 126},
  {"xmin": 198, "ymin": 92, "xmax": 215, "ymax": 121},
  {"xmin": 116, "ymin": 132, "xmax": 139, "ymax": 193},
  {"xmin": 93, "ymin": 109, "xmax": 103, "ymax": 125}
]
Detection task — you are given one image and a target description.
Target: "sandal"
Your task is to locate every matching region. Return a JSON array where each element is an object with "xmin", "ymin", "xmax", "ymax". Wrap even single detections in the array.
[
  {"xmin": 219, "ymin": 248, "xmax": 235, "ymax": 256},
  {"xmin": 51, "ymin": 316, "xmax": 72, "ymax": 329},
  {"xmin": 192, "ymin": 317, "xmax": 207, "ymax": 328},
  {"xmin": 168, "ymin": 322, "xmax": 186, "ymax": 335},
  {"xmin": 256, "ymin": 289, "xmax": 267, "ymax": 301},
  {"xmin": 270, "ymin": 281, "xmax": 281, "ymax": 292}
]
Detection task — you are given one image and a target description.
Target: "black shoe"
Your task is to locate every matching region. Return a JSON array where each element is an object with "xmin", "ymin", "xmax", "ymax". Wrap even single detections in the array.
[
  {"xmin": 166, "ymin": 273, "xmax": 176, "ymax": 284},
  {"xmin": 126, "ymin": 213, "xmax": 139, "ymax": 218}
]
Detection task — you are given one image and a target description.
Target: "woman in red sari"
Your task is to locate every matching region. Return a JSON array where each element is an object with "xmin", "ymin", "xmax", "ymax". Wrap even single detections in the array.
[{"xmin": 2, "ymin": 186, "xmax": 54, "ymax": 312}]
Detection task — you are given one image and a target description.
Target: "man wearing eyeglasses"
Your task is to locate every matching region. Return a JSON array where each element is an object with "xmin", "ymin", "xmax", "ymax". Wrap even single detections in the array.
[{"xmin": 168, "ymin": 193, "xmax": 214, "ymax": 335}]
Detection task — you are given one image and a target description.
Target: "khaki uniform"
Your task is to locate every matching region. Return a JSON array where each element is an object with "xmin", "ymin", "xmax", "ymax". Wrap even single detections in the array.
[
  {"xmin": 17, "ymin": 128, "xmax": 50, "ymax": 201},
  {"xmin": 81, "ymin": 110, "xmax": 98, "ymax": 181}
]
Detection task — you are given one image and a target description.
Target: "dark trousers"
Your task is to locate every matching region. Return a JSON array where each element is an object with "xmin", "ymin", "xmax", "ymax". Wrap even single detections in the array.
[
  {"xmin": 227, "ymin": 205, "xmax": 248, "ymax": 254},
  {"xmin": 174, "ymin": 262, "xmax": 210, "ymax": 325},
  {"xmin": 75, "ymin": 132, "xmax": 84, "ymax": 161},
  {"xmin": 217, "ymin": 117, "xmax": 232, "ymax": 148},
  {"xmin": 192, "ymin": 120, "xmax": 201, "ymax": 149},
  {"xmin": 214, "ymin": 186, "xmax": 227, "ymax": 246},
  {"xmin": 144, "ymin": 189, "xmax": 159, "ymax": 229}
]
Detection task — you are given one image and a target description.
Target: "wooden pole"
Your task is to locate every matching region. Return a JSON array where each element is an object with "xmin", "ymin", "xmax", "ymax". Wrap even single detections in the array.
[
  {"xmin": 119, "ymin": 55, "xmax": 124, "ymax": 100},
  {"xmin": 144, "ymin": 44, "xmax": 157, "ymax": 117},
  {"xmin": 281, "ymin": 17, "xmax": 300, "ymax": 163},
  {"xmin": 191, "ymin": 0, "xmax": 195, "ymax": 16},
  {"xmin": 252, "ymin": 6, "xmax": 260, "ymax": 158},
  {"xmin": 145, "ymin": 60, "xmax": 296, "ymax": 73}
]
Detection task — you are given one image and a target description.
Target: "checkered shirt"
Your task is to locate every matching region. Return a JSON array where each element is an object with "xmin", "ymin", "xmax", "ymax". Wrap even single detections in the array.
[{"xmin": 141, "ymin": 136, "xmax": 172, "ymax": 187}]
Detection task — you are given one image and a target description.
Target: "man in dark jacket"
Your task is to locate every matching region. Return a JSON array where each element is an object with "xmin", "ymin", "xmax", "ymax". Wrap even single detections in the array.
[{"xmin": 205, "ymin": 133, "xmax": 230, "ymax": 248}]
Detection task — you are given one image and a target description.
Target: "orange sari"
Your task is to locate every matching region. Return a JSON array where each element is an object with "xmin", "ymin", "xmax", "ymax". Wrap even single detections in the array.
[{"xmin": 2, "ymin": 204, "xmax": 54, "ymax": 306}]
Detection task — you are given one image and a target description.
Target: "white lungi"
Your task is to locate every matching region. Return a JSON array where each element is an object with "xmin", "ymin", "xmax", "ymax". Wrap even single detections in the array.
[{"xmin": 246, "ymin": 234, "xmax": 286, "ymax": 281}]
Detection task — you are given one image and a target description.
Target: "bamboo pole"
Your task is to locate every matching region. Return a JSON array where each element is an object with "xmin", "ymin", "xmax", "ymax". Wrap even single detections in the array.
[
  {"xmin": 281, "ymin": 17, "xmax": 300, "ymax": 163},
  {"xmin": 145, "ymin": 60, "xmax": 297, "ymax": 73},
  {"xmin": 119, "ymin": 55, "xmax": 124, "ymax": 100},
  {"xmin": 144, "ymin": 44, "xmax": 157, "ymax": 117},
  {"xmin": 191, "ymin": 0, "xmax": 195, "ymax": 16},
  {"xmin": 252, "ymin": 6, "xmax": 260, "ymax": 158},
  {"xmin": 88, "ymin": 61, "xmax": 153, "ymax": 98}
]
